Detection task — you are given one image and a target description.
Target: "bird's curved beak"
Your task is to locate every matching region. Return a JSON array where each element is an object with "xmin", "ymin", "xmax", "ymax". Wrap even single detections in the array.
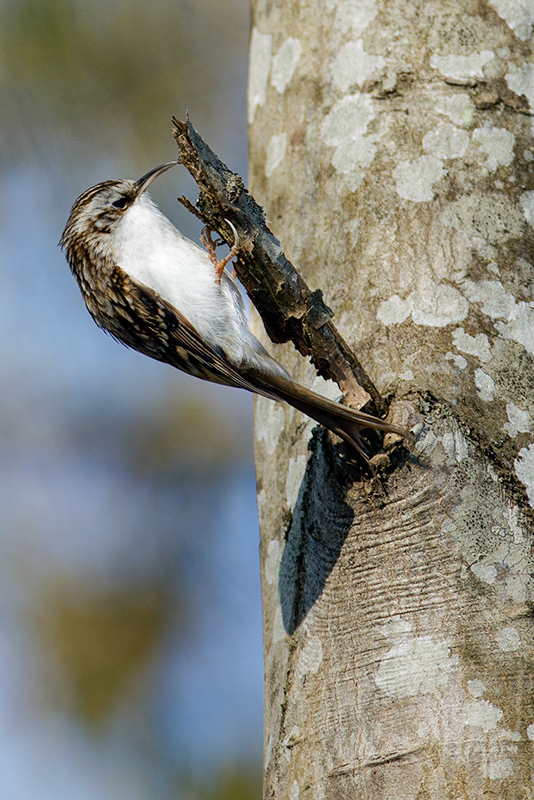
[{"xmin": 134, "ymin": 161, "xmax": 178, "ymax": 195}]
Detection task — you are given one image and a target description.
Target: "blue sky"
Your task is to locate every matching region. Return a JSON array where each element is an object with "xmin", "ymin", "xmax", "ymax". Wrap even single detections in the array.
[{"xmin": 0, "ymin": 1, "xmax": 265, "ymax": 796}]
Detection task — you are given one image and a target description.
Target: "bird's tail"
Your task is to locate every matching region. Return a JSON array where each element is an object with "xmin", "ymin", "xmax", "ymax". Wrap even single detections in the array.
[{"xmin": 246, "ymin": 370, "xmax": 411, "ymax": 461}]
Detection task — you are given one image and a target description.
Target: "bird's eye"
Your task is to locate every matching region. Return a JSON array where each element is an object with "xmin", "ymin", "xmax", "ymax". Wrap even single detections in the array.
[{"xmin": 112, "ymin": 197, "xmax": 128, "ymax": 209}]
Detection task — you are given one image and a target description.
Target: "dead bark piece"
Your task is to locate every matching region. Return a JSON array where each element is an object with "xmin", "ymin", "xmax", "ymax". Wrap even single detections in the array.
[{"xmin": 172, "ymin": 116, "xmax": 385, "ymax": 414}]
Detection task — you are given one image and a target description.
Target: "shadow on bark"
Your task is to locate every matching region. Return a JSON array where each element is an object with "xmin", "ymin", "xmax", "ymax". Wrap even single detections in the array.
[{"xmin": 278, "ymin": 429, "xmax": 357, "ymax": 634}]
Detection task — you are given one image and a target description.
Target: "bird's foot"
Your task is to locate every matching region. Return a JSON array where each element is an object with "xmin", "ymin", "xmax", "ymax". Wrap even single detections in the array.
[
  {"xmin": 200, "ymin": 226, "xmax": 219, "ymax": 266},
  {"xmin": 200, "ymin": 220, "xmax": 239, "ymax": 284}
]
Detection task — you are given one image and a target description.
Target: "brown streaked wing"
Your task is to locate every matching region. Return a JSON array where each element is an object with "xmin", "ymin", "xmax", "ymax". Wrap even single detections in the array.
[{"xmin": 109, "ymin": 266, "xmax": 278, "ymax": 398}]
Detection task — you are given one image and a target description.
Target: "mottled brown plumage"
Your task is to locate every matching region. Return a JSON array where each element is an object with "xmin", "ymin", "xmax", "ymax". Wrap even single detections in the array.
[{"xmin": 60, "ymin": 162, "xmax": 410, "ymax": 460}]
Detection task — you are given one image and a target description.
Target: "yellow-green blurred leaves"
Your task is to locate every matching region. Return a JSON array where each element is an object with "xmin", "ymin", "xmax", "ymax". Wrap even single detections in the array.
[
  {"xmin": 36, "ymin": 581, "xmax": 170, "ymax": 723},
  {"xmin": 128, "ymin": 397, "xmax": 251, "ymax": 478},
  {"xmin": 0, "ymin": 0, "xmax": 248, "ymax": 165}
]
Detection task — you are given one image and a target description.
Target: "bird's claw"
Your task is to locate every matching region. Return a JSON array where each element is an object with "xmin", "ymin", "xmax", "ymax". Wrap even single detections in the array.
[
  {"xmin": 201, "ymin": 219, "xmax": 240, "ymax": 284},
  {"xmin": 200, "ymin": 226, "xmax": 218, "ymax": 267}
]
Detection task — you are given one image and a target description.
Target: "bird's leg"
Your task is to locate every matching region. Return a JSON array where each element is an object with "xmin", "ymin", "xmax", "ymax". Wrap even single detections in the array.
[
  {"xmin": 200, "ymin": 220, "xmax": 240, "ymax": 284},
  {"xmin": 200, "ymin": 226, "xmax": 219, "ymax": 266}
]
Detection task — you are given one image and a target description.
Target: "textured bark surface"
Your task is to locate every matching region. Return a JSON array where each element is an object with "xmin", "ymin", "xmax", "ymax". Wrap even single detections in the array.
[
  {"xmin": 248, "ymin": 1, "xmax": 534, "ymax": 798},
  {"xmin": 172, "ymin": 117, "xmax": 387, "ymax": 412}
]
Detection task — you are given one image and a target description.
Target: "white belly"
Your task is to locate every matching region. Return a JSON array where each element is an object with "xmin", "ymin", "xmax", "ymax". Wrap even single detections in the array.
[{"xmin": 113, "ymin": 193, "xmax": 263, "ymax": 367}]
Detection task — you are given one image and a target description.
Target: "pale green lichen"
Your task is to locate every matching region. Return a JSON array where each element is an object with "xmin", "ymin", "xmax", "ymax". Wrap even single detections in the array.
[
  {"xmin": 393, "ymin": 156, "xmax": 447, "ymax": 202},
  {"xmin": 248, "ymin": 28, "xmax": 272, "ymax": 123},
  {"xmin": 472, "ymin": 126, "xmax": 515, "ymax": 171},
  {"xmin": 265, "ymin": 133, "xmax": 288, "ymax": 177},
  {"xmin": 430, "ymin": 51, "xmax": 494, "ymax": 80},
  {"xmin": 423, "ymin": 122, "xmax": 469, "ymax": 160},
  {"xmin": 488, "ymin": 0, "xmax": 534, "ymax": 40},
  {"xmin": 331, "ymin": 40, "xmax": 385, "ymax": 91},
  {"xmin": 271, "ymin": 38, "xmax": 302, "ymax": 94}
]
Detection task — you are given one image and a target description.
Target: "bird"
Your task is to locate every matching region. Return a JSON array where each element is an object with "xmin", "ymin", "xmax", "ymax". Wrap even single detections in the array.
[{"xmin": 60, "ymin": 160, "xmax": 409, "ymax": 461}]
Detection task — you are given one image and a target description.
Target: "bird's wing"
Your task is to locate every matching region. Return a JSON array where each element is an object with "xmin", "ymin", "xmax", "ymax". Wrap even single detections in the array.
[
  {"xmin": 105, "ymin": 267, "xmax": 410, "ymax": 460},
  {"xmin": 107, "ymin": 266, "xmax": 279, "ymax": 397}
]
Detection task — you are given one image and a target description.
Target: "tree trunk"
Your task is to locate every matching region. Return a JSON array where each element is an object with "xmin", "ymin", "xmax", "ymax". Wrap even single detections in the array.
[{"xmin": 248, "ymin": 1, "xmax": 534, "ymax": 797}]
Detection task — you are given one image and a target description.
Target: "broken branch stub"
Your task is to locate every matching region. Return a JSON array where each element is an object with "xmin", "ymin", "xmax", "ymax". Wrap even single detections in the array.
[{"xmin": 172, "ymin": 116, "xmax": 386, "ymax": 415}]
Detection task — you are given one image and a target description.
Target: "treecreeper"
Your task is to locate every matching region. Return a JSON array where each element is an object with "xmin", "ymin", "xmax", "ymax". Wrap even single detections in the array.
[{"xmin": 60, "ymin": 159, "xmax": 410, "ymax": 461}]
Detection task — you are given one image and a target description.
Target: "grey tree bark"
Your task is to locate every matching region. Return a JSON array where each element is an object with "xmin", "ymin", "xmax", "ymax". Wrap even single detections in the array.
[{"xmin": 248, "ymin": 1, "xmax": 534, "ymax": 798}]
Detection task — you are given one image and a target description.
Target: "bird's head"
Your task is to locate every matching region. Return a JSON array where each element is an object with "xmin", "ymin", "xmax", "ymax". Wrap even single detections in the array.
[{"xmin": 60, "ymin": 161, "xmax": 178, "ymax": 257}]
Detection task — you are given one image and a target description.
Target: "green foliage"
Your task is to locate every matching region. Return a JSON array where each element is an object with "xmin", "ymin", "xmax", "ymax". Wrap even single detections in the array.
[
  {"xmin": 178, "ymin": 765, "xmax": 262, "ymax": 800},
  {"xmin": 36, "ymin": 581, "xmax": 170, "ymax": 722},
  {"xmin": 124, "ymin": 397, "xmax": 251, "ymax": 477},
  {"xmin": 0, "ymin": 0, "xmax": 246, "ymax": 166},
  {"xmin": 202, "ymin": 767, "xmax": 261, "ymax": 800}
]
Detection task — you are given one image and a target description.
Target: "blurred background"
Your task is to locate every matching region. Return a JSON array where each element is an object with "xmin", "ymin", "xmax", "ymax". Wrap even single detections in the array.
[{"xmin": 0, "ymin": 0, "xmax": 264, "ymax": 797}]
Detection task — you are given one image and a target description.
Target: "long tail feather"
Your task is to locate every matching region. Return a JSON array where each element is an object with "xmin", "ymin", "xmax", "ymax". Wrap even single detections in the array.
[{"xmin": 245, "ymin": 369, "xmax": 410, "ymax": 459}]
